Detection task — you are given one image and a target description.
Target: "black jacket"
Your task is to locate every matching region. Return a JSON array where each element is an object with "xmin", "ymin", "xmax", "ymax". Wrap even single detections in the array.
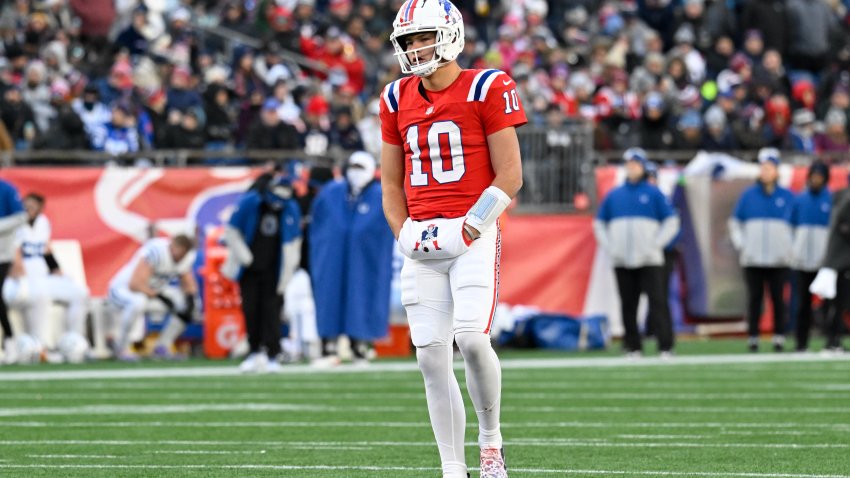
[{"xmin": 823, "ymin": 189, "xmax": 850, "ymax": 270}]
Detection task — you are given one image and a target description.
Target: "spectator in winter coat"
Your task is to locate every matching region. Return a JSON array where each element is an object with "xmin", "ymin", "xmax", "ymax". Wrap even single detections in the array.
[
  {"xmin": 33, "ymin": 85, "xmax": 89, "ymax": 151},
  {"xmin": 789, "ymin": 110, "xmax": 817, "ymax": 154},
  {"xmin": 71, "ymin": 84, "xmax": 110, "ymax": 148},
  {"xmin": 329, "ymin": 106, "xmax": 364, "ymax": 151},
  {"xmin": 92, "ymin": 104, "xmax": 139, "ymax": 155},
  {"xmin": 788, "ymin": 162, "xmax": 832, "ymax": 352},
  {"xmin": 785, "ymin": 0, "xmax": 841, "ymax": 73},
  {"xmin": 593, "ymin": 148, "xmax": 679, "ymax": 357},
  {"xmin": 245, "ymin": 98, "xmax": 299, "ymax": 151},
  {"xmin": 728, "ymin": 148, "xmax": 794, "ymax": 353},
  {"xmin": 701, "ymin": 105, "xmax": 737, "ymax": 151},
  {"xmin": 639, "ymin": 92, "xmax": 672, "ymax": 150},
  {"xmin": 161, "ymin": 110, "xmax": 206, "ymax": 150},
  {"xmin": 203, "ymin": 84, "xmax": 236, "ymax": 147},
  {"xmin": 815, "ymin": 109, "xmax": 850, "ymax": 155},
  {"xmin": 0, "ymin": 86, "xmax": 37, "ymax": 148}
]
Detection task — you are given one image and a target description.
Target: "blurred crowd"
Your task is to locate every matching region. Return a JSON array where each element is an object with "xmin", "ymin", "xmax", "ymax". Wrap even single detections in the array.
[{"xmin": 2, "ymin": 0, "xmax": 850, "ymax": 160}]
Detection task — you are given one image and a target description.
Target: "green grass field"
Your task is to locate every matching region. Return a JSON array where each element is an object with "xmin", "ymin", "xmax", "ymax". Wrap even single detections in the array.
[{"xmin": 0, "ymin": 338, "xmax": 848, "ymax": 478}]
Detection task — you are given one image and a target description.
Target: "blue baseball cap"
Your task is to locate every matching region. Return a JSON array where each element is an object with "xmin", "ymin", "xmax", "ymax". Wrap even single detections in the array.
[
  {"xmin": 623, "ymin": 147, "xmax": 648, "ymax": 164},
  {"xmin": 757, "ymin": 147, "xmax": 780, "ymax": 166}
]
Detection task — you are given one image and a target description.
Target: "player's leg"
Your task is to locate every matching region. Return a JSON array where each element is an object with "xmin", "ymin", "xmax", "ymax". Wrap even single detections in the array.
[
  {"xmin": 22, "ymin": 276, "xmax": 50, "ymax": 353},
  {"xmin": 402, "ymin": 257, "xmax": 467, "ymax": 478},
  {"xmin": 110, "ymin": 286, "xmax": 147, "ymax": 360},
  {"xmin": 450, "ymin": 225, "xmax": 506, "ymax": 477},
  {"xmin": 153, "ymin": 286, "xmax": 189, "ymax": 358},
  {"xmin": 46, "ymin": 275, "xmax": 89, "ymax": 336}
]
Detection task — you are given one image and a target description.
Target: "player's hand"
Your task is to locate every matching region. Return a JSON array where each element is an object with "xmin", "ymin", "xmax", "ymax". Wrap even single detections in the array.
[
  {"xmin": 156, "ymin": 293, "xmax": 176, "ymax": 312},
  {"xmin": 397, "ymin": 217, "xmax": 473, "ymax": 261},
  {"xmin": 462, "ymin": 222, "xmax": 481, "ymax": 245}
]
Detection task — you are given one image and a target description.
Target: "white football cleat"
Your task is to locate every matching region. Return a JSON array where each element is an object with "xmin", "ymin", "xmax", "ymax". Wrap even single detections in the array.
[
  {"xmin": 265, "ymin": 360, "xmax": 282, "ymax": 374},
  {"xmin": 311, "ymin": 355, "xmax": 341, "ymax": 368},
  {"xmin": 239, "ymin": 353, "xmax": 268, "ymax": 373},
  {"xmin": 479, "ymin": 448, "xmax": 508, "ymax": 478}
]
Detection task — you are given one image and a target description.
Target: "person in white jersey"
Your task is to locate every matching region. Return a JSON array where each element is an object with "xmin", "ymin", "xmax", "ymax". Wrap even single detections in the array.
[
  {"xmin": 2, "ymin": 193, "xmax": 90, "ymax": 362},
  {"xmin": 107, "ymin": 234, "xmax": 196, "ymax": 361}
]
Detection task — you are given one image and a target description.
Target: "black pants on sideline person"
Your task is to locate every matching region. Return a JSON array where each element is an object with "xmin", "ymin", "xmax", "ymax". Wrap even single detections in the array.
[
  {"xmin": 0, "ymin": 262, "xmax": 13, "ymax": 339},
  {"xmin": 239, "ymin": 270, "xmax": 283, "ymax": 358},
  {"xmin": 614, "ymin": 266, "xmax": 674, "ymax": 353},
  {"xmin": 794, "ymin": 270, "xmax": 821, "ymax": 351},
  {"xmin": 646, "ymin": 249, "xmax": 677, "ymax": 337},
  {"xmin": 825, "ymin": 269, "xmax": 850, "ymax": 349},
  {"xmin": 743, "ymin": 267, "xmax": 788, "ymax": 338}
]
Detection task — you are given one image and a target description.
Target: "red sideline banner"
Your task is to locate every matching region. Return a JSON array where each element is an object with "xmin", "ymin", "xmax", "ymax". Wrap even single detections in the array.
[
  {"xmin": 0, "ymin": 167, "xmax": 262, "ymax": 296},
  {"xmin": 499, "ymin": 214, "xmax": 595, "ymax": 315}
]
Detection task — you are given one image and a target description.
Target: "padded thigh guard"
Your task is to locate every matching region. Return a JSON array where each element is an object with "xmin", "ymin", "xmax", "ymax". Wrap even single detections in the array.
[{"xmin": 400, "ymin": 225, "xmax": 501, "ymax": 348}]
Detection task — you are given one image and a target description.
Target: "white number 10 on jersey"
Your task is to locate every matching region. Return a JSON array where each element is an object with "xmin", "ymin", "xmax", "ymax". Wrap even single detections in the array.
[{"xmin": 407, "ymin": 121, "xmax": 465, "ymax": 186}]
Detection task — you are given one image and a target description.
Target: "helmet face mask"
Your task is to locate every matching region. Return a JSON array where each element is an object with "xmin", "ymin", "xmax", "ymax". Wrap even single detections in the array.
[{"xmin": 390, "ymin": 0, "xmax": 464, "ymax": 78}]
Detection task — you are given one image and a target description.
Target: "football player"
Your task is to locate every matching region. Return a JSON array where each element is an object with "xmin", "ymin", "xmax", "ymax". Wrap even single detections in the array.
[
  {"xmin": 16, "ymin": 194, "xmax": 90, "ymax": 351},
  {"xmin": 379, "ymin": 1, "xmax": 525, "ymax": 477},
  {"xmin": 107, "ymin": 234, "xmax": 197, "ymax": 361}
]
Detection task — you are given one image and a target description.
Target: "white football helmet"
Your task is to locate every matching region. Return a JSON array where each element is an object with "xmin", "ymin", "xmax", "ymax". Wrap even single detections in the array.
[
  {"xmin": 58, "ymin": 332, "xmax": 91, "ymax": 364},
  {"xmin": 390, "ymin": 0, "xmax": 465, "ymax": 77}
]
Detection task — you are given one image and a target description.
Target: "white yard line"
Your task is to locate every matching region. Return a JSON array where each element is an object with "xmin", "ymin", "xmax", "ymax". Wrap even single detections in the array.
[
  {"xmin": 0, "ymin": 402, "xmax": 845, "ymax": 417},
  {"xmin": 0, "ymin": 439, "xmax": 847, "ymax": 450},
  {"xmin": 0, "ymin": 464, "xmax": 847, "ymax": 478},
  {"xmin": 1, "ymin": 391, "xmax": 846, "ymax": 401},
  {"xmin": 25, "ymin": 454, "xmax": 118, "ymax": 459},
  {"xmin": 0, "ymin": 420, "xmax": 847, "ymax": 431},
  {"xmin": 0, "ymin": 353, "xmax": 847, "ymax": 382},
  {"xmin": 0, "ymin": 402, "xmax": 414, "ymax": 417}
]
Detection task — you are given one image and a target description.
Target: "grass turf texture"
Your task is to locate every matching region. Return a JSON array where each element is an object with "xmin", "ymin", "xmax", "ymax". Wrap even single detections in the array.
[{"xmin": 0, "ymin": 338, "xmax": 848, "ymax": 478}]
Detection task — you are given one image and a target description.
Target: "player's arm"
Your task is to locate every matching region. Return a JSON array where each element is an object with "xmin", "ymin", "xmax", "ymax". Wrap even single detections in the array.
[
  {"xmin": 487, "ymin": 127, "xmax": 523, "ymax": 199},
  {"xmin": 179, "ymin": 271, "xmax": 198, "ymax": 296},
  {"xmin": 380, "ymin": 141, "xmax": 409, "ymax": 239},
  {"xmin": 464, "ymin": 73, "xmax": 527, "ymax": 241},
  {"xmin": 9, "ymin": 247, "xmax": 24, "ymax": 279},
  {"xmin": 43, "ymin": 244, "xmax": 62, "ymax": 275},
  {"xmin": 128, "ymin": 260, "xmax": 158, "ymax": 298}
]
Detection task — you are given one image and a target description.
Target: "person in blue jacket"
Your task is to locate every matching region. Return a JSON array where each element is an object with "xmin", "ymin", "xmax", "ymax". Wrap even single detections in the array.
[
  {"xmin": 644, "ymin": 161, "xmax": 681, "ymax": 339},
  {"xmin": 0, "ymin": 179, "xmax": 25, "ymax": 364},
  {"xmin": 788, "ymin": 161, "xmax": 832, "ymax": 352},
  {"xmin": 728, "ymin": 148, "xmax": 795, "ymax": 352},
  {"xmin": 594, "ymin": 148, "xmax": 680, "ymax": 358},
  {"xmin": 309, "ymin": 151, "xmax": 394, "ymax": 365},
  {"xmin": 222, "ymin": 166, "xmax": 302, "ymax": 373}
]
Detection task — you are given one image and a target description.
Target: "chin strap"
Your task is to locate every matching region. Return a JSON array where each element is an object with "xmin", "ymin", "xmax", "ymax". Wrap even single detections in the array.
[{"xmin": 464, "ymin": 186, "xmax": 511, "ymax": 235}]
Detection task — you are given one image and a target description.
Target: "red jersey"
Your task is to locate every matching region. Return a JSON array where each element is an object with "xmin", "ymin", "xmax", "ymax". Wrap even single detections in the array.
[{"xmin": 380, "ymin": 69, "xmax": 527, "ymax": 221}]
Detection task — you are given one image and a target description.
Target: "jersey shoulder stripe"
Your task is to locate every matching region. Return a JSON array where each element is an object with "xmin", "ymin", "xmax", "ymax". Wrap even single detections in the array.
[
  {"xmin": 383, "ymin": 80, "xmax": 401, "ymax": 113},
  {"xmin": 467, "ymin": 69, "xmax": 504, "ymax": 102}
]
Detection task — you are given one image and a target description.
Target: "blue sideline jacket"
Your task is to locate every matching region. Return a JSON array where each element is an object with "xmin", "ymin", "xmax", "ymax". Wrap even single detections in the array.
[
  {"xmin": 789, "ymin": 188, "xmax": 831, "ymax": 272},
  {"xmin": 309, "ymin": 180, "xmax": 394, "ymax": 341},
  {"xmin": 728, "ymin": 183, "xmax": 794, "ymax": 267},
  {"xmin": 593, "ymin": 180, "xmax": 680, "ymax": 268}
]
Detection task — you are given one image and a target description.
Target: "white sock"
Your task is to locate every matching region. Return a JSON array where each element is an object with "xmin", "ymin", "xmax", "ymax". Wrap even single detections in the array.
[
  {"xmin": 456, "ymin": 332, "xmax": 503, "ymax": 449},
  {"xmin": 416, "ymin": 344, "xmax": 467, "ymax": 475}
]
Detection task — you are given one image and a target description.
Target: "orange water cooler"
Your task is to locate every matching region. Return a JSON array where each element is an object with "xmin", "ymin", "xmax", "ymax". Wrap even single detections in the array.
[{"xmin": 201, "ymin": 228, "xmax": 246, "ymax": 359}]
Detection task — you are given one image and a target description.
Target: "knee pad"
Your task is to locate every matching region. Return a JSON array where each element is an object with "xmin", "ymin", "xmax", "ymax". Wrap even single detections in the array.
[
  {"xmin": 454, "ymin": 332, "xmax": 493, "ymax": 364},
  {"xmin": 415, "ymin": 344, "xmax": 451, "ymax": 377}
]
